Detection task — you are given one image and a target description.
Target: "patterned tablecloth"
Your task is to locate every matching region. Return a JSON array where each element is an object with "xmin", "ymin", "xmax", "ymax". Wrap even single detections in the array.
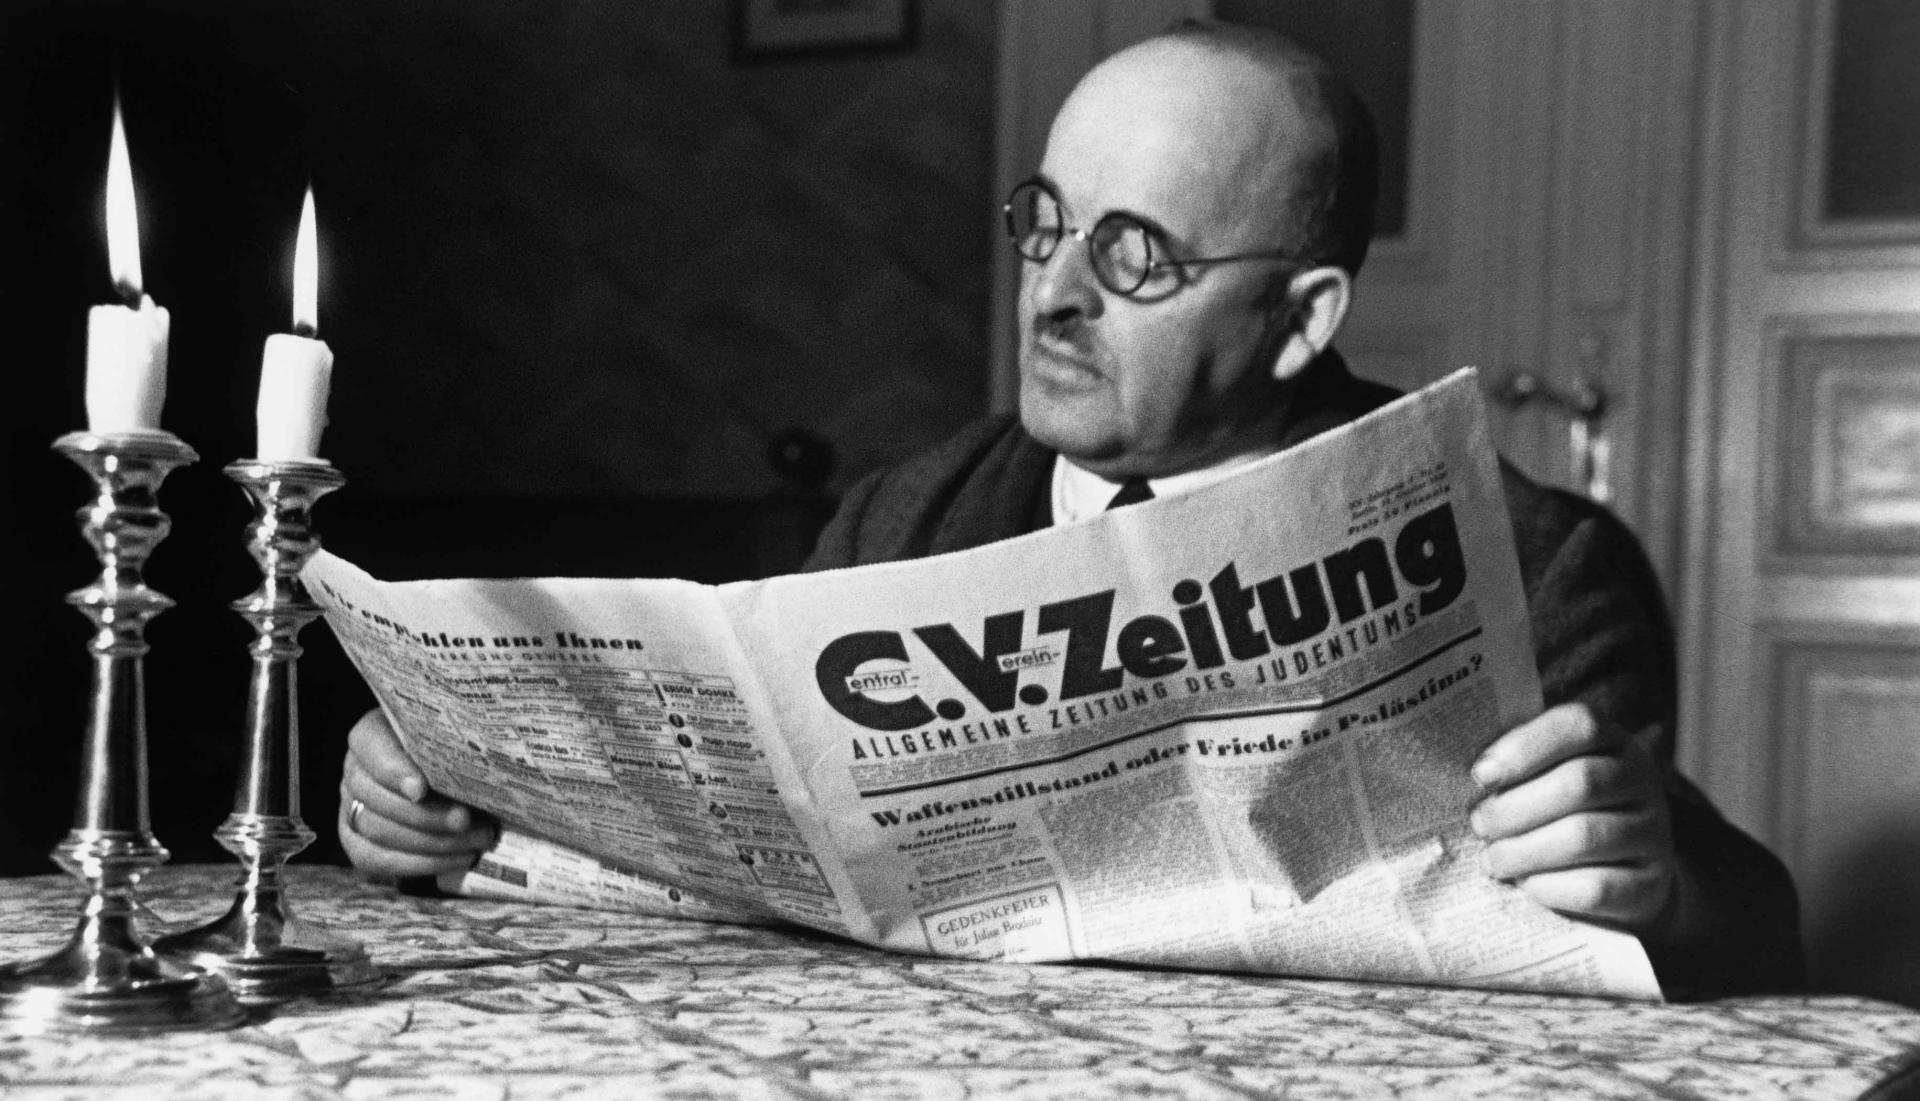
[{"xmin": 2, "ymin": 865, "xmax": 1917, "ymax": 1100}]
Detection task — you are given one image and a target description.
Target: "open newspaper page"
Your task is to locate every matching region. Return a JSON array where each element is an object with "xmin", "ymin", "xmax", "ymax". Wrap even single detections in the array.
[
  {"xmin": 306, "ymin": 562, "xmax": 854, "ymax": 936},
  {"xmin": 307, "ymin": 369, "xmax": 1660, "ymax": 999}
]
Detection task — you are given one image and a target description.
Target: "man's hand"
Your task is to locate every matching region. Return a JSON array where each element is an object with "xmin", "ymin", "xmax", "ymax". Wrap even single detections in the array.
[
  {"xmin": 1469, "ymin": 702, "xmax": 1679, "ymax": 934},
  {"xmin": 338, "ymin": 708, "xmax": 496, "ymax": 879}
]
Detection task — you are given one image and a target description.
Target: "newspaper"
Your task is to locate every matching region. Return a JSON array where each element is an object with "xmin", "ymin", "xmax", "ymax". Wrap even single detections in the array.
[{"xmin": 307, "ymin": 369, "xmax": 1661, "ymax": 999}]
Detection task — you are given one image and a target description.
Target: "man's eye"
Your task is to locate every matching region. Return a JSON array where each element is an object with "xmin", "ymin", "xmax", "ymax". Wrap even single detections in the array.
[{"xmin": 1099, "ymin": 225, "xmax": 1155, "ymax": 281}]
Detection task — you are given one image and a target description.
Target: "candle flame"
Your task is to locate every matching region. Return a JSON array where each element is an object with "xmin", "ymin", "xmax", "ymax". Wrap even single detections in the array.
[
  {"xmin": 293, "ymin": 186, "xmax": 319, "ymax": 334},
  {"xmin": 105, "ymin": 98, "xmax": 143, "ymax": 298}
]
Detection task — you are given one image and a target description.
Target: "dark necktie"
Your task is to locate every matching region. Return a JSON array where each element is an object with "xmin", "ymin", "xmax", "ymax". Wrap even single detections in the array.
[{"xmin": 1105, "ymin": 477, "xmax": 1154, "ymax": 510}]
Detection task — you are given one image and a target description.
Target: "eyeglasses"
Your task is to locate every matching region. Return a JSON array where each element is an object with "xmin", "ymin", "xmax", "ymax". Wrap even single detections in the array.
[{"xmin": 1004, "ymin": 176, "xmax": 1310, "ymax": 298}]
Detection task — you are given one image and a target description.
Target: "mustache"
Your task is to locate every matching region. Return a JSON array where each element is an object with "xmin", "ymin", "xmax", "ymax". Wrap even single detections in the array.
[{"xmin": 1029, "ymin": 312, "xmax": 1094, "ymax": 357}]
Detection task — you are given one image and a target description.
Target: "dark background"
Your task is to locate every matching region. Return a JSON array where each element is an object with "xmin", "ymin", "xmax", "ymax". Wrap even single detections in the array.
[{"xmin": 2, "ymin": 0, "xmax": 994, "ymax": 875}]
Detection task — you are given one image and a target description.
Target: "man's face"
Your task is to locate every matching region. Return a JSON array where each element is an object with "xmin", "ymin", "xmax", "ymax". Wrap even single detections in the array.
[{"xmin": 1018, "ymin": 43, "xmax": 1315, "ymax": 480}]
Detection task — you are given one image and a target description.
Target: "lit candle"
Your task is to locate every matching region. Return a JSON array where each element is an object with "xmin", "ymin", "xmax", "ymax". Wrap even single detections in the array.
[
  {"xmin": 85, "ymin": 99, "xmax": 170, "ymax": 433},
  {"xmin": 255, "ymin": 187, "xmax": 334, "ymax": 460}
]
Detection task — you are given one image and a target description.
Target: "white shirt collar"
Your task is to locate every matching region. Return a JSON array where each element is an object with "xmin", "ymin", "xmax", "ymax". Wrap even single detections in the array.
[{"xmin": 1049, "ymin": 448, "xmax": 1281, "ymax": 526}]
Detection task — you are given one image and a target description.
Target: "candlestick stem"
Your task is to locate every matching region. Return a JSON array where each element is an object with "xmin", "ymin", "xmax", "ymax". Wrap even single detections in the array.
[
  {"xmin": 0, "ymin": 431, "xmax": 244, "ymax": 1034},
  {"xmin": 154, "ymin": 459, "xmax": 377, "ymax": 1003}
]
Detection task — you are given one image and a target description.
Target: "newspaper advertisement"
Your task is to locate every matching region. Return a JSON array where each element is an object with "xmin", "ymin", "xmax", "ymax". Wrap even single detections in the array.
[{"xmin": 307, "ymin": 369, "xmax": 1662, "ymax": 999}]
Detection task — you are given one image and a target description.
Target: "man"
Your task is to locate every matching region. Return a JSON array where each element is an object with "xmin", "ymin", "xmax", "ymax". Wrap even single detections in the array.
[{"xmin": 340, "ymin": 22, "xmax": 1801, "ymax": 997}]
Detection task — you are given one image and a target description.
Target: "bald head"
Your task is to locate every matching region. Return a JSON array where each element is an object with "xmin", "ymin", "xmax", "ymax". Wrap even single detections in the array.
[{"xmin": 1071, "ymin": 22, "xmax": 1380, "ymax": 276}]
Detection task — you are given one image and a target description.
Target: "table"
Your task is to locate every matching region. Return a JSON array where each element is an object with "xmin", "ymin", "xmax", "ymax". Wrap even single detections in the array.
[{"xmin": 3, "ymin": 865, "xmax": 1917, "ymax": 1100}]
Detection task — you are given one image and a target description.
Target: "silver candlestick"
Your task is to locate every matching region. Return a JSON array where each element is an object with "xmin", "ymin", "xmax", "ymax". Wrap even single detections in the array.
[
  {"xmin": 0, "ymin": 431, "xmax": 244, "ymax": 1034},
  {"xmin": 154, "ymin": 458, "xmax": 378, "ymax": 1003}
]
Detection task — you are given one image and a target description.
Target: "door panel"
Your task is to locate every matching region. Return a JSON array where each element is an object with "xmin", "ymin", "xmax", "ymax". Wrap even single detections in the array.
[{"xmin": 1686, "ymin": 0, "xmax": 1920, "ymax": 1005}]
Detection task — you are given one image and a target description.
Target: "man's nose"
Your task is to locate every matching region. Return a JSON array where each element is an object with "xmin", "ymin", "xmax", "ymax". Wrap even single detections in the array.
[{"xmin": 1027, "ymin": 235, "xmax": 1104, "ymax": 322}]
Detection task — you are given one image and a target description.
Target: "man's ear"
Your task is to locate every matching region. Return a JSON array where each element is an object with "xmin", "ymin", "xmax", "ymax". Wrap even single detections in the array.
[{"xmin": 1269, "ymin": 265, "xmax": 1353, "ymax": 381}]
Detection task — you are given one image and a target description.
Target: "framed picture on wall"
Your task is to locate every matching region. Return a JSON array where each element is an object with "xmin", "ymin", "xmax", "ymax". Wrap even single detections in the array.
[{"xmin": 733, "ymin": 0, "xmax": 916, "ymax": 60}]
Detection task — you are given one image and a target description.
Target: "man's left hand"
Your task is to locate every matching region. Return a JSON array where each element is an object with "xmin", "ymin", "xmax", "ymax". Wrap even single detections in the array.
[{"xmin": 1468, "ymin": 702, "xmax": 1677, "ymax": 933}]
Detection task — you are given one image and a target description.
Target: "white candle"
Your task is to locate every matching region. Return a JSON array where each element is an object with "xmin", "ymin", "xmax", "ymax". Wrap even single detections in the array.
[
  {"xmin": 255, "ymin": 187, "xmax": 334, "ymax": 460},
  {"xmin": 85, "ymin": 100, "xmax": 169, "ymax": 433}
]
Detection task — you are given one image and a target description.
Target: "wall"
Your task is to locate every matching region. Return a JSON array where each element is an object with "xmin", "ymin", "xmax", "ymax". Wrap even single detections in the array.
[{"xmin": 1, "ymin": 0, "xmax": 995, "ymax": 873}]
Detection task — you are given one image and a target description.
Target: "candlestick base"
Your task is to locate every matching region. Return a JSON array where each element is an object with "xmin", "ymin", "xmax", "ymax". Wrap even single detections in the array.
[
  {"xmin": 154, "ymin": 815, "xmax": 379, "ymax": 1004},
  {"xmin": 150, "ymin": 458, "xmax": 377, "ymax": 1004},
  {"xmin": 0, "ymin": 832, "xmax": 246, "ymax": 1034},
  {"xmin": 1, "ymin": 430, "xmax": 243, "ymax": 1034}
]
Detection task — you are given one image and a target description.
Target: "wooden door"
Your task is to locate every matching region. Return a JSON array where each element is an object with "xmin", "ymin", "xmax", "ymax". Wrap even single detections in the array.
[
  {"xmin": 1683, "ymin": 0, "xmax": 1920, "ymax": 1005},
  {"xmin": 1328, "ymin": 1, "xmax": 1698, "ymax": 585}
]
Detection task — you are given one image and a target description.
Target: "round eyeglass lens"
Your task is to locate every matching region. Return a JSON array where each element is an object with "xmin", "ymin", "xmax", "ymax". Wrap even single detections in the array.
[
  {"xmin": 1090, "ymin": 214, "xmax": 1155, "ymax": 294},
  {"xmin": 1007, "ymin": 183, "xmax": 1063, "ymax": 261}
]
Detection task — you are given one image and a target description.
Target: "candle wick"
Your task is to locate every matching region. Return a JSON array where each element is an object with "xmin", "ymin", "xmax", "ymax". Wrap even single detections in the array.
[
  {"xmin": 113, "ymin": 279, "xmax": 141, "ymax": 308},
  {"xmin": 293, "ymin": 320, "xmax": 317, "ymax": 339}
]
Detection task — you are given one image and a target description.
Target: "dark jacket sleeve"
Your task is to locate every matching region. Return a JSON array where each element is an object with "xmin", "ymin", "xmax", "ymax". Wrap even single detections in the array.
[{"xmin": 1507, "ymin": 469, "xmax": 1804, "ymax": 998}]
